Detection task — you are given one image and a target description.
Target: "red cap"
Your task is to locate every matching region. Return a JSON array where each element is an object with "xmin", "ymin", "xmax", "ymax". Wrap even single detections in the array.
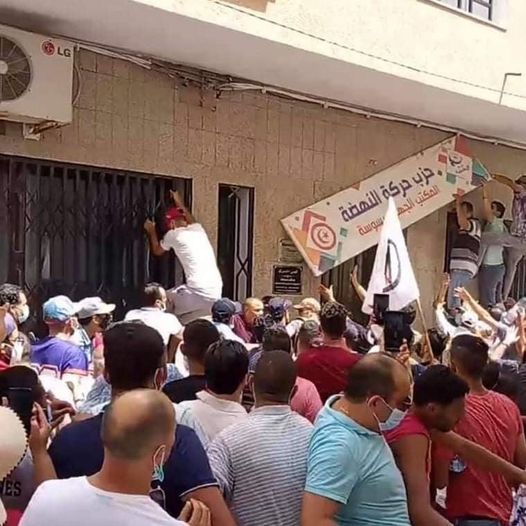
[{"xmin": 165, "ymin": 207, "xmax": 186, "ymax": 227}]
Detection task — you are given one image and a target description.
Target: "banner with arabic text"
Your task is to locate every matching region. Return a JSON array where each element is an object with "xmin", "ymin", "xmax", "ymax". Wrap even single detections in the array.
[{"xmin": 281, "ymin": 136, "xmax": 491, "ymax": 276}]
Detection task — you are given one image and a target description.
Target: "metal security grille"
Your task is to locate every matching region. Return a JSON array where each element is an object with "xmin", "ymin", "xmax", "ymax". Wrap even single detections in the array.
[
  {"xmin": 217, "ymin": 184, "xmax": 254, "ymax": 300},
  {"xmin": 0, "ymin": 155, "xmax": 191, "ymax": 321}
]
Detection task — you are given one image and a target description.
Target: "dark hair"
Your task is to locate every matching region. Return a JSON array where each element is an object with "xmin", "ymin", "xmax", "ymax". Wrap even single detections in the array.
[
  {"xmin": 491, "ymin": 200, "xmax": 506, "ymax": 219},
  {"xmin": 182, "ymin": 320, "xmax": 220, "ymax": 363},
  {"xmin": 142, "ymin": 282, "xmax": 164, "ymax": 307},
  {"xmin": 482, "ymin": 362, "xmax": 519, "ymax": 401},
  {"xmin": 462, "ymin": 201, "xmax": 474, "ymax": 214},
  {"xmin": 205, "ymin": 340, "xmax": 249, "ymax": 395},
  {"xmin": 262, "ymin": 326, "xmax": 291, "ymax": 353},
  {"xmin": 320, "ymin": 302, "xmax": 348, "ymax": 339},
  {"xmin": 0, "ymin": 365, "xmax": 42, "ymax": 405},
  {"xmin": 450, "ymin": 334, "xmax": 489, "ymax": 378},
  {"xmin": 0, "ymin": 283, "xmax": 23, "ymax": 305},
  {"xmin": 489, "ymin": 307, "xmax": 504, "ymax": 321},
  {"xmin": 345, "ymin": 354, "xmax": 398, "ymax": 402},
  {"xmin": 101, "ymin": 389, "xmax": 174, "ymax": 459},
  {"xmin": 298, "ymin": 320, "xmax": 321, "ymax": 345},
  {"xmin": 253, "ymin": 350, "xmax": 297, "ymax": 403},
  {"xmin": 413, "ymin": 365, "xmax": 469, "ymax": 406},
  {"xmin": 428, "ymin": 329, "xmax": 447, "ymax": 360},
  {"xmin": 103, "ymin": 322, "xmax": 166, "ymax": 390}
]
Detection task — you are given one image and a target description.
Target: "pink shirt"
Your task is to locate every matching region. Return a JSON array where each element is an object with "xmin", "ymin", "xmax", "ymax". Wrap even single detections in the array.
[
  {"xmin": 291, "ymin": 377, "xmax": 323, "ymax": 423},
  {"xmin": 443, "ymin": 391, "xmax": 522, "ymax": 524}
]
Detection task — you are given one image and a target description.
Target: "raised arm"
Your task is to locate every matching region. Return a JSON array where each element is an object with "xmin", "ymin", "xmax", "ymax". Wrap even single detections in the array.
[
  {"xmin": 455, "ymin": 287, "xmax": 498, "ymax": 331},
  {"xmin": 481, "ymin": 186, "xmax": 495, "ymax": 223},
  {"xmin": 455, "ymin": 194, "xmax": 470, "ymax": 231},
  {"xmin": 493, "ymin": 173, "xmax": 522, "ymax": 193},
  {"xmin": 144, "ymin": 219, "xmax": 167, "ymax": 257},
  {"xmin": 170, "ymin": 190, "xmax": 196, "ymax": 224},
  {"xmin": 350, "ymin": 265, "xmax": 366, "ymax": 303}
]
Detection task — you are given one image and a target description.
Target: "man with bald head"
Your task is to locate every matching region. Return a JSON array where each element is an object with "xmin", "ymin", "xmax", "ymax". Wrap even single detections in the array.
[
  {"xmin": 232, "ymin": 297, "xmax": 264, "ymax": 344},
  {"xmin": 21, "ymin": 389, "xmax": 210, "ymax": 525},
  {"xmin": 301, "ymin": 353, "xmax": 412, "ymax": 526},
  {"xmin": 208, "ymin": 350, "xmax": 313, "ymax": 526}
]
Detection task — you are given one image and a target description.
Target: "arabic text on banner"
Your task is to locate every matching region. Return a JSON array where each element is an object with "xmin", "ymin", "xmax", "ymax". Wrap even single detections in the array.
[{"xmin": 280, "ymin": 136, "xmax": 491, "ymax": 276}]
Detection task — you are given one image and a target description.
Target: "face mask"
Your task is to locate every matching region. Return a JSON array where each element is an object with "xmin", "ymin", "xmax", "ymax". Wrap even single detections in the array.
[
  {"xmin": 16, "ymin": 305, "xmax": 30, "ymax": 324},
  {"xmin": 369, "ymin": 397, "xmax": 407, "ymax": 432},
  {"xmin": 152, "ymin": 445, "xmax": 166, "ymax": 484}
]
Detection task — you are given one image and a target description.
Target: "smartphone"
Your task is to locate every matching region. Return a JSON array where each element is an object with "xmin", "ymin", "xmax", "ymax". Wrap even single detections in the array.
[
  {"xmin": 373, "ymin": 294, "xmax": 390, "ymax": 324},
  {"xmin": 7, "ymin": 387, "xmax": 33, "ymax": 434},
  {"xmin": 383, "ymin": 311, "xmax": 406, "ymax": 353}
]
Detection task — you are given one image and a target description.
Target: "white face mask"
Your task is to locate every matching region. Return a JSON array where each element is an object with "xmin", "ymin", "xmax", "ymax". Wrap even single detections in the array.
[
  {"xmin": 369, "ymin": 397, "xmax": 407, "ymax": 432},
  {"xmin": 16, "ymin": 305, "xmax": 30, "ymax": 324}
]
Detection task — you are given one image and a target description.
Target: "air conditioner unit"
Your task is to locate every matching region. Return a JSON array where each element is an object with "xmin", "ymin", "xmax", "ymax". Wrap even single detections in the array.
[{"xmin": 0, "ymin": 24, "xmax": 74, "ymax": 125}]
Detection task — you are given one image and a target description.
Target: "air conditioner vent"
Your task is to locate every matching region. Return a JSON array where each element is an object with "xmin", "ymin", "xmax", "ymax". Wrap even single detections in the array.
[{"xmin": 0, "ymin": 36, "xmax": 31, "ymax": 102}]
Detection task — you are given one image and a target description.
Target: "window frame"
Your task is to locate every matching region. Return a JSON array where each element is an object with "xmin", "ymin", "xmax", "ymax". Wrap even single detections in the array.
[{"xmin": 420, "ymin": 0, "xmax": 507, "ymax": 29}]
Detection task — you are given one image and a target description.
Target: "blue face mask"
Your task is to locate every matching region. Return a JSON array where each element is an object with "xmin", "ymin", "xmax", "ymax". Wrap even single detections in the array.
[{"xmin": 371, "ymin": 398, "xmax": 407, "ymax": 432}]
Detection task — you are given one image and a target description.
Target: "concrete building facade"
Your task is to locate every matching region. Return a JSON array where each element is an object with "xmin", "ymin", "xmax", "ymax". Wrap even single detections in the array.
[{"xmin": 1, "ymin": 0, "xmax": 526, "ymax": 320}]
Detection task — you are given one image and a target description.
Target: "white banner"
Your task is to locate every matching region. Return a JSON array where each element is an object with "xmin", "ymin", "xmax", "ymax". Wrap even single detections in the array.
[
  {"xmin": 281, "ymin": 136, "xmax": 491, "ymax": 276},
  {"xmin": 363, "ymin": 198, "xmax": 420, "ymax": 314}
]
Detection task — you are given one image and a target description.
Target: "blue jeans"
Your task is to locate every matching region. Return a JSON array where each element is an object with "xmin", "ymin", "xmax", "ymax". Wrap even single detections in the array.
[
  {"xmin": 455, "ymin": 520, "xmax": 501, "ymax": 526},
  {"xmin": 448, "ymin": 269, "xmax": 474, "ymax": 310},
  {"xmin": 479, "ymin": 264, "xmax": 505, "ymax": 307}
]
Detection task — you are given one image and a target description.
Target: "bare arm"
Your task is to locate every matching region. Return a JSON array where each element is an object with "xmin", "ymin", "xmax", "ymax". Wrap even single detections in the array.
[
  {"xmin": 144, "ymin": 220, "xmax": 167, "ymax": 257},
  {"xmin": 301, "ymin": 492, "xmax": 340, "ymax": 526},
  {"xmin": 481, "ymin": 186, "xmax": 495, "ymax": 223},
  {"xmin": 167, "ymin": 331, "xmax": 183, "ymax": 364},
  {"xmin": 171, "ymin": 190, "xmax": 196, "ymax": 225},
  {"xmin": 455, "ymin": 194, "xmax": 470, "ymax": 231},
  {"xmin": 183, "ymin": 487, "xmax": 236, "ymax": 526},
  {"xmin": 350, "ymin": 265, "xmax": 366, "ymax": 303},
  {"xmin": 456, "ymin": 287, "xmax": 498, "ymax": 331},
  {"xmin": 431, "ymin": 430, "xmax": 526, "ymax": 485},
  {"xmin": 391, "ymin": 436, "xmax": 451, "ymax": 526},
  {"xmin": 29, "ymin": 404, "xmax": 57, "ymax": 486},
  {"xmin": 493, "ymin": 173, "xmax": 522, "ymax": 193}
]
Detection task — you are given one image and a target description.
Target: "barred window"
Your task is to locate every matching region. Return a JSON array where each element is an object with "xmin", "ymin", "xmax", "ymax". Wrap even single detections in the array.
[{"xmin": 439, "ymin": 0, "xmax": 494, "ymax": 21}]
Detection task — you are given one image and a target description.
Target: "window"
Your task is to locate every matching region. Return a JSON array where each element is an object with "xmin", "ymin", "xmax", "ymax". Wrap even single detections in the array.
[
  {"xmin": 0, "ymin": 155, "xmax": 191, "ymax": 324},
  {"xmin": 439, "ymin": 0, "xmax": 494, "ymax": 21},
  {"xmin": 217, "ymin": 184, "xmax": 254, "ymax": 301}
]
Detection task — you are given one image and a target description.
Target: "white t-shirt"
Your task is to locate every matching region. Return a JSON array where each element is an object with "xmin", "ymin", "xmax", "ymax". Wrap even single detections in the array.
[
  {"xmin": 125, "ymin": 308, "xmax": 183, "ymax": 346},
  {"xmin": 161, "ymin": 223, "xmax": 222, "ymax": 299},
  {"xmin": 20, "ymin": 477, "xmax": 187, "ymax": 526}
]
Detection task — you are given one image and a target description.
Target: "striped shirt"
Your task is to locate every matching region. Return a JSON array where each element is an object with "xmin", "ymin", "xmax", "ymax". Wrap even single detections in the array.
[
  {"xmin": 450, "ymin": 218, "xmax": 481, "ymax": 276},
  {"xmin": 207, "ymin": 405, "xmax": 313, "ymax": 526}
]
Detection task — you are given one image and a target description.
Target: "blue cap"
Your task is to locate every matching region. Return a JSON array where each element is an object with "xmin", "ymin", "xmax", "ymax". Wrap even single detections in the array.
[
  {"xmin": 43, "ymin": 295, "xmax": 78, "ymax": 322},
  {"xmin": 212, "ymin": 298, "xmax": 241, "ymax": 323},
  {"xmin": 267, "ymin": 297, "xmax": 292, "ymax": 322}
]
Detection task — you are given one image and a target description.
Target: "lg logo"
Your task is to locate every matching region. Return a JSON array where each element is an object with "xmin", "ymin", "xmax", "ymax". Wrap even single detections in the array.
[{"xmin": 41, "ymin": 40, "xmax": 72, "ymax": 58}]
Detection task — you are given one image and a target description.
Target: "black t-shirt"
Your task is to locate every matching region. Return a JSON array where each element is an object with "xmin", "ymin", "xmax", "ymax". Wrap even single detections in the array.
[
  {"xmin": 48, "ymin": 413, "xmax": 217, "ymax": 518},
  {"xmin": 163, "ymin": 375, "xmax": 206, "ymax": 403}
]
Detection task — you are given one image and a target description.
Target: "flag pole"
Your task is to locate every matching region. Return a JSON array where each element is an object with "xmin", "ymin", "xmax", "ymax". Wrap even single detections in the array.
[{"xmin": 416, "ymin": 299, "xmax": 434, "ymax": 364}]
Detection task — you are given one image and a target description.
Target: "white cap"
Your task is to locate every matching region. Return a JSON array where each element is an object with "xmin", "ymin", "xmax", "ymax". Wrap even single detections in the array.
[{"xmin": 76, "ymin": 297, "xmax": 116, "ymax": 319}]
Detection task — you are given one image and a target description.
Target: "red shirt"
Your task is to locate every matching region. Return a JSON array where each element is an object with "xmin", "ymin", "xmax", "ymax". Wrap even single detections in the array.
[
  {"xmin": 232, "ymin": 315, "xmax": 257, "ymax": 344},
  {"xmin": 442, "ymin": 391, "xmax": 522, "ymax": 524},
  {"xmin": 296, "ymin": 344, "xmax": 361, "ymax": 403},
  {"xmin": 291, "ymin": 377, "xmax": 323, "ymax": 423},
  {"xmin": 384, "ymin": 412, "xmax": 432, "ymax": 478}
]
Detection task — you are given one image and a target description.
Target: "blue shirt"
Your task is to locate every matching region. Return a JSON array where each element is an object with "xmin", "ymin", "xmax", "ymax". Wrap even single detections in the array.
[
  {"xmin": 305, "ymin": 395, "xmax": 410, "ymax": 526},
  {"xmin": 48, "ymin": 413, "xmax": 218, "ymax": 518},
  {"xmin": 79, "ymin": 364, "xmax": 184, "ymax": 416},
  {"xmin": 31, "ymin": 337, "xmax": 88, "ymax": 376}
]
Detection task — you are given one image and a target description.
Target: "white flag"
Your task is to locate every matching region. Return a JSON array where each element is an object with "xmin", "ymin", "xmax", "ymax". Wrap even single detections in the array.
[{"xmin": 362, "ymin": 197, "xmax": 420, "ymax": 314}]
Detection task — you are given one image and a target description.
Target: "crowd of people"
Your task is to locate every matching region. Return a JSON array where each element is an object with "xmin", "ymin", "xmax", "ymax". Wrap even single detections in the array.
[{"xmin": 2, "ymin": 188, "xmax": 526, "ymax": 526}]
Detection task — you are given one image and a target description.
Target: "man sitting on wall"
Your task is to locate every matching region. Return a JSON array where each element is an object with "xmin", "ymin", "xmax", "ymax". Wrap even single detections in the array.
[{"xmin": 144, "ymin": 190, "xmax": 223, "ymax": 324}]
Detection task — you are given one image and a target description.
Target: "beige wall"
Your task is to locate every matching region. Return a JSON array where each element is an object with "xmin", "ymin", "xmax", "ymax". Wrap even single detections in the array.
[
  {"xmin": 158, "ymin": 0, "xmax": 526, "ymax": 110},
  {"xmin": 0, "ymin": 50, "xmax": 524, "ymax": 320}
]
